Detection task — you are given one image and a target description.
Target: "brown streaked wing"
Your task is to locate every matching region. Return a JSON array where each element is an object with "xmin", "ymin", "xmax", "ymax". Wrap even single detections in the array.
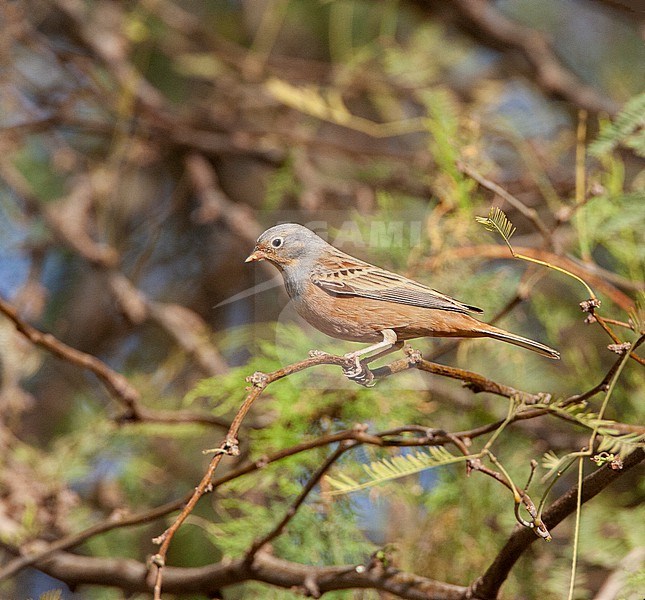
[{"xmin": 311, "ymin": 252, "xmax": 482, "ymax": 314}]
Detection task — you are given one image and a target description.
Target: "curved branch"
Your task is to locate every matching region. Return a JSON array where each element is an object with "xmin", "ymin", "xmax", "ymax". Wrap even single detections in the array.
[
  {"xmin": 34, "ymin": 548, "xmax": 467, "ymax": 600},
  {"xmin": 425, "ymin": 244, "xmax": 638, "ymax": 311},
  {"xmin": 0, "ymin": 429, "xmax": 382, "ymax": 582},
  {"xmin": 147, "ymin": 344, "xmax": 559, "ymax": 596},
  {"xmin": 0, "ymin": 338, "xmax": 603, "ymax": 587},
  {"xmin": 0, "ymin": 296, "xmax": 229, "ymax": 427},
  {"xmin": 149, "ymin": 352, "xmax": 380, "ymax": 596},
  {"xmin": 415, "ymin": 0, "xmax": 621, "ymax": 116},
  {"xmin": 25, "ymin": 448, "xmax": 644, "ymax": 599},
  {"xmin": 373, "ymin": 355, "xmax": 547, "ymax": 404},
  {"xmin": 470, "ymin": 447, "xmax": 645, "ymax": 599}
]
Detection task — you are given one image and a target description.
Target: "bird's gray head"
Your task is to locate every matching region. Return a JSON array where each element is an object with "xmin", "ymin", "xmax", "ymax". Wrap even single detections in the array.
[{"xmin": 245, "ymin": 223, "xmax": 329, "ymax": 272}]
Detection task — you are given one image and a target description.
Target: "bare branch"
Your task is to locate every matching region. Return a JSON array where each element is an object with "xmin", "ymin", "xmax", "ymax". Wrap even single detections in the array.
[
  {"xmin": 458, "ymin": 161, "xmax": 554, "ymax": 246},
  {"xmin": 424, "ymin": 0, "xmax": 622, "ymax": 116},
  {"xmin": 185, "ymin": 153, "xmax": 263, "ymax": 245},
  {"xmin": 18, "ymin": 448, "xmax": 644, "ymax": 599},
  {"xmin": 0, "ymin": 296, "xmax": 229, "ymax": 427},
  {"xmin": 470, "ymin": 447, "xmax": 644, "ymax": 599},
  {"xmin": 246, "ymin": 443, "xmax": 350, "ymax": 560},
  {"xmin": 425, "ymin": 245, "xmax": 639, "ymax": 312},
  {"xmin": 149, "ymin": 352, "xmax": 373, "ymax": 596},
  {"xmin": 372, "ymin": 355, "xmax": 547, "ymax": 404},
  {"xmin": 33, "ymin": 548, "xmax": 467, "ymax": 599}
]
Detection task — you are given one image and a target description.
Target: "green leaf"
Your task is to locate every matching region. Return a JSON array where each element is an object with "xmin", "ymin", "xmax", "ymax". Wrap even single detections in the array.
[
  {"xmin": 475, "ymin": 206, "xmax": 516, "ymax": 245},
  {"xmin": 597, "ymin": 433, "xmax": 645, "ymax": 458},
  {"xmin": 590, "ymin": 92, "xmax": 645, "ymax": 157},
  {"xmin": 325, "ymin": 447, "xmax": 465, "ymax": 495}
]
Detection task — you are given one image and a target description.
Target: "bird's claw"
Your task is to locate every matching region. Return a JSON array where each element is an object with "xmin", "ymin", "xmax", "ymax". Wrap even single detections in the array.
[
  {"xmin": 342, "ymin": 356, "xmax": 376, "ymax": 387},
  {"xmin": 310, "ymin": 349, "xmax": 376, "ymax": 386}
]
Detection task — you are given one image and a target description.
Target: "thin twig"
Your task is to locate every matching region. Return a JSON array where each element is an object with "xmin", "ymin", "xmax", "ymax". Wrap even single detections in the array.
[
  {"xmin": 458, "ymin": 161, "xmax": 553, "ymax": 244},
  {"xmin": 149, "ymin": 352, "xmax": 367, "ymax": 598},
  {"xmin": 592, "ymin": 313, "xmax": 645, "ymax": 366},
  {"xmin": 0, "ymin": 428, "xmax": 383, "ymax": 582},
  {"xmin": 15, "ymin": 450, "xmax": 642, "ymax": 598},
  {"xmin": 246, "ymin": 443, "xmax": 350, "ymax": 561},
  {"xmin": 567, "ymin": 456, "xmax": 585, "ymax": 600},
  {"xmin": 599, "ymin": 317, "xmax": 636, "ymax": 330},
  {"xmin": 425, "ymin": 244, "xmax": 638, "ymax": 311},
  {"xmin": 443, "ymin": 0, "xmax": 620, "ymax": 116},
  {"xmin": 0, "ymin": 296, "xmax": 230, "ymax": 428},
  {"xmin": 471, "ymin": 447, "xmax": 644, "ymax": 599}
]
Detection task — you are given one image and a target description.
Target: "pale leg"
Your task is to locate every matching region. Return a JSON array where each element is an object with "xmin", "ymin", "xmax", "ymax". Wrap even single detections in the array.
[
  {"xmin": 343, "ymin": 329, "xmax": 399, "ymax": 385},
  {"xmin": 344, "ymin": 329, "xmax": 399, "ymax": 363},
  {"xmin": 360, "ymin": 341, "xmax": 404, "ymax": 365}
]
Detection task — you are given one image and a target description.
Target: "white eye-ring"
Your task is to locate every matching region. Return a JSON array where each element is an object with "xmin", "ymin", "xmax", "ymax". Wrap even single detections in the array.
[{"xmin": 271, "ymin": 237, "xmax": 284, "ymax": 248}]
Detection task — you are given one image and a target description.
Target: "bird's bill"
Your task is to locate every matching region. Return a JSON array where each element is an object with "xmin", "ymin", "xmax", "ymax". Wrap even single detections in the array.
[{"xmin": 245, "ymin": 248, "xmax": 266, "ymax": 262}]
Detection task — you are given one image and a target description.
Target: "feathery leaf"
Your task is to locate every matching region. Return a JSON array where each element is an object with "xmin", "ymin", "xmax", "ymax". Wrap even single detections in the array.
[
  {"xmin": 325, "ymin": 447, "xmax": 464, "ymax": 495},
  {"xmin": 476, "ymin": 206, "xmax": 517, "ymax": 244},
  {"xmin": 590, "ymin": 92, "xmax": 645, "ymax": 157}
]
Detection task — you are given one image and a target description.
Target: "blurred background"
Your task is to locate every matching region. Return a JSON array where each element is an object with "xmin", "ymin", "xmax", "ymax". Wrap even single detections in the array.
[{"xmin": 0, "ymin": 0, "xmax": 643, "ymax": 598}]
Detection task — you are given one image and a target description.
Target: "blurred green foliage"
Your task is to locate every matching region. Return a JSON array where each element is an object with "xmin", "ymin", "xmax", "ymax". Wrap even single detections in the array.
[{"xmin": 1, "ymin": 1, "xmax": 643, "ymax": 599}]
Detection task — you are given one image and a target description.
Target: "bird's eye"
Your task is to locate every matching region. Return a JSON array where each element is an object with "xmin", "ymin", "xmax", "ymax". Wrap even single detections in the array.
[{"xmin": 271, "ymin": 237, "xmax": 284, "ymax": 248}]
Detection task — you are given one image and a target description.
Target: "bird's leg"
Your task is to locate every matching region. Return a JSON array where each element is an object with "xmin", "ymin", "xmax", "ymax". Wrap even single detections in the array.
[
  {"xmin": 361, "ymin": 340, "xmax": 404, "ymax": 365},
  {"xmin": 342, "ymin": 329, "xmax": 399, "ymax": 386},
  {"xmin": 345, "ymin": 329, "xmax": 399, "ymax": 362},
  {"xmin": 309, "ymin": 330, "xmax": 400, "ymax": 363}
]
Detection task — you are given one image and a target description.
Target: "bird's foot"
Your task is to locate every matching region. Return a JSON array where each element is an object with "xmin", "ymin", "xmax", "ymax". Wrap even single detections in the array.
[
  {"xmin": 342, "ymin": 354, "xmax": 376, "ymax": 387},
  {"xmin": 309, "ymin": 350, "xmax": 376, "ymax": 386}
]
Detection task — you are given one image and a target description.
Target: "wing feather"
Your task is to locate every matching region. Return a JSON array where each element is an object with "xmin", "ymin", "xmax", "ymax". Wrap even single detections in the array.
[{"xmin": 311, "ymin": 253, "xmax": 482, "ymax": 314}]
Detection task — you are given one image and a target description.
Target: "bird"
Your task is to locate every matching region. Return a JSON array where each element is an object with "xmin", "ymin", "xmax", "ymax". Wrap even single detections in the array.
[{"xmin": 246, "ymin": 223, "xmax": 560, "ymax": 381}]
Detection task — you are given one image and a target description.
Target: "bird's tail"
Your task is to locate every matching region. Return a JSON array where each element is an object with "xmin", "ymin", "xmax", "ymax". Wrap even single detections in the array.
[{"xmin": 475, "ymin": 325, "xmax": 560, "ymax": 360}]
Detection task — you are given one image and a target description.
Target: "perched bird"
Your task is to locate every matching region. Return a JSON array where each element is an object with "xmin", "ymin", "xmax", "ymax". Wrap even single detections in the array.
[{"xmin": 246, "ymin": 223, "xmax": 560, "ymax": 380}]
